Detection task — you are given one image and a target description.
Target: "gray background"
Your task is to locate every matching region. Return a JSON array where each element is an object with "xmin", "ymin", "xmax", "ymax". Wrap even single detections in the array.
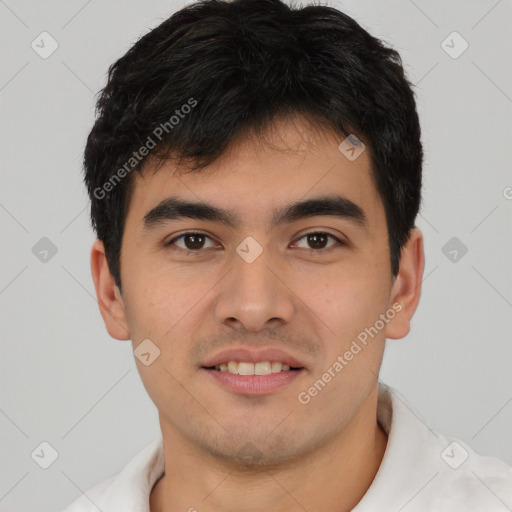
[{"xmin": 0, "ymin": 0, "xmax": 511, "ymax": 510}]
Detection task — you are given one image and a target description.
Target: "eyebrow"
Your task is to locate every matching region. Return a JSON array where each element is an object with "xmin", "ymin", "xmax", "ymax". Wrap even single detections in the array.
[{"xmin": 142, "ymin": 194, "xmax": 368, "ymax": 232}]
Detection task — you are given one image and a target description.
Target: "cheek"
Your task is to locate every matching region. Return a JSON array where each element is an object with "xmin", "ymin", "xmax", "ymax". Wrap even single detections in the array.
[
  {"xmin": 124, "ymin": 270, "xmax": 214, "ymax": 377},
  {"xmin": 123, "ymin": 255, "xmax": 207, "ymax": 331},
  {"xmin": 304, "ymin": 265, "xmax": 390, "ymax": 347},
  {"xmin": 320, "ymin": 261, "xmax": 383, "ymax": 301}
]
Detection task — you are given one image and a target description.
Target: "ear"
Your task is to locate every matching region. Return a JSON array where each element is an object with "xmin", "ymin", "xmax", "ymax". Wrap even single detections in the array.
[
  {"xmin": 385, "ymin": 228, "xmax": 425, "ymax": 340},
  {"xmin": 90, "ymin": 239, "xmax": 130, "ymax": 340}
]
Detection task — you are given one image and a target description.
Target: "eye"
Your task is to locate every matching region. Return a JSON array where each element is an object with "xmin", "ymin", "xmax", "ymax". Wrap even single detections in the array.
[
  {"xmin": 293, "ymin": 231, "xmax": 345, "ymax": 252},
  {"xmin": 165, "ymin": 230, "xmax": 346, "ymax": 255},
  {"xmin": 166, "ymin": 232, "xmax": 218, "ymax": 253}
]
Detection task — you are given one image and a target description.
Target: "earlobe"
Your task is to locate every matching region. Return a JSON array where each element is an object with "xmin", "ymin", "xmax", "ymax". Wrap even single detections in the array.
[
  {"xmin": 385, "ymin": 228, "xmax": 425, "ymax": 340},
  {"xmin": 90, "ymin": 239, "xmax": 130, "ymax": 340}
]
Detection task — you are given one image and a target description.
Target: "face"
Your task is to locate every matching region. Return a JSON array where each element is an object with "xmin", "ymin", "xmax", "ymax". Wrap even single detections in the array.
[{"xmin": 94, "ymin": 115, "xmax": 421, "ymax": 467}]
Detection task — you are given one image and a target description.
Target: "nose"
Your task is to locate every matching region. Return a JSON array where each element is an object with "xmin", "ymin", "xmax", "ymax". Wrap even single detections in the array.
[{"xmin": 214, "ymin": 243, "xmax": 295, "ymax": 332}]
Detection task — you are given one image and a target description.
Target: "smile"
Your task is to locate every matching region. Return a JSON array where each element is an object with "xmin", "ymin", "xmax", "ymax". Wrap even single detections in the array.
[{"xmin": 204, "ymin": 361, "xmax": 302, "ymax": 375}]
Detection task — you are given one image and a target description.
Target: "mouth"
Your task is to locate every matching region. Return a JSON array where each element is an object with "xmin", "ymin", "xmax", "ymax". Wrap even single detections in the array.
[
  {"xmin": 202, "ymin": 361, "xmax": 303, "ymax": 375},
  {"xmin": 200, "ymin": 353, "xmax": 306, "ymax": 395},
  {"xmin": 201, "ymin": 347, "xmax": 307, "ymax": 372},
  {"xmin": 200, "ymin": 347, "xmax": 307, "ymax": 395}
]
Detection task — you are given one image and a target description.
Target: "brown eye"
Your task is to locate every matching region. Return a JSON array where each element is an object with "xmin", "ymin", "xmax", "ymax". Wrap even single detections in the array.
[
  {"xmin": 182, "ymin": 233, "xmax": 206, "ymax": 250},
  {"xmin": 306, "ymin": 233, "xmax": 328, "ymax": 249},
  {"xmin": 294, "ymin": 232, "xmax": 344, "ymax": 251},
  {"xmin": 166, "ymin": 232, "xmax": 217, "ymax": 252}
]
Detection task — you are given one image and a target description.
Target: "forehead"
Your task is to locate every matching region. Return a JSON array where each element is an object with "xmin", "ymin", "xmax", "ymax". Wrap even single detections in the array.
[{"xmin": 125, "ymin": 116, "xmax": 382, "ymax": 232}]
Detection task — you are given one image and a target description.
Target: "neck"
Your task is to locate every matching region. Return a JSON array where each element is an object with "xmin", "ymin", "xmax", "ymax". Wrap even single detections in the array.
[{"xmin": 150, "ymin": 385, "xmax": 387, "ymax": 512}]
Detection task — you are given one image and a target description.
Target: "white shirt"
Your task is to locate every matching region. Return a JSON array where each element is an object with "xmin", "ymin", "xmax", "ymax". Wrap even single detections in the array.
[{"xmin": 62, "ymin": 382, "xmax": 512, "ymax": 511}]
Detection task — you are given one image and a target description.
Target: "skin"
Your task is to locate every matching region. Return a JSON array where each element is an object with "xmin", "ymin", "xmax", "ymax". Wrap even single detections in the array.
[{"xmin": 91, "ymin": 114, "xmax": 424, "ymax": 512}]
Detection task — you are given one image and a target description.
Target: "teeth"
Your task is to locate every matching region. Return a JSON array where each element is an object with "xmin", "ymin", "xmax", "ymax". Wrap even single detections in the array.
[
  {"xmin": 255, "ymin": 361, "xmax": 272, "ymax": 375},
  {"xmin": 238, "ymin": 362, "xmax": 255, "ymax": 376},
  {"xmin": 271, "ymin": 361, "xmax": 282, "ymax": 373},
  {"xmin": 216, "ymin": 361, "xmax": 296, "ymax": 375}
]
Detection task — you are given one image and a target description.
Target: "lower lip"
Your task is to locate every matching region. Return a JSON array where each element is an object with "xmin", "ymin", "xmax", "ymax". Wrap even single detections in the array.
[{"xmin": 202, "ymin": 368, "xmax": 305, "ymax": 396}]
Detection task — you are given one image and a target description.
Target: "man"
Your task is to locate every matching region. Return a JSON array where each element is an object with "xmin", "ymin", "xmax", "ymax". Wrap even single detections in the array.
[{"xmin": 64, "ymin": 0, "xmax": 512, "ymax": 510}]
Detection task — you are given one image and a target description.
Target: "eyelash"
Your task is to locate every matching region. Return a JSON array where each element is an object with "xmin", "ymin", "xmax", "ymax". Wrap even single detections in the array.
[{"xmin": 165, "ymin": 231, "xmax": 346, "ymax": 256}]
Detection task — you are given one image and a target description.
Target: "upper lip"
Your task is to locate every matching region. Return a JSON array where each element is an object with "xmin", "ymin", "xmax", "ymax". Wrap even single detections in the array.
[{"xmin": 201, "ymin": 347, "xmax": 306, "ymax": 369}]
